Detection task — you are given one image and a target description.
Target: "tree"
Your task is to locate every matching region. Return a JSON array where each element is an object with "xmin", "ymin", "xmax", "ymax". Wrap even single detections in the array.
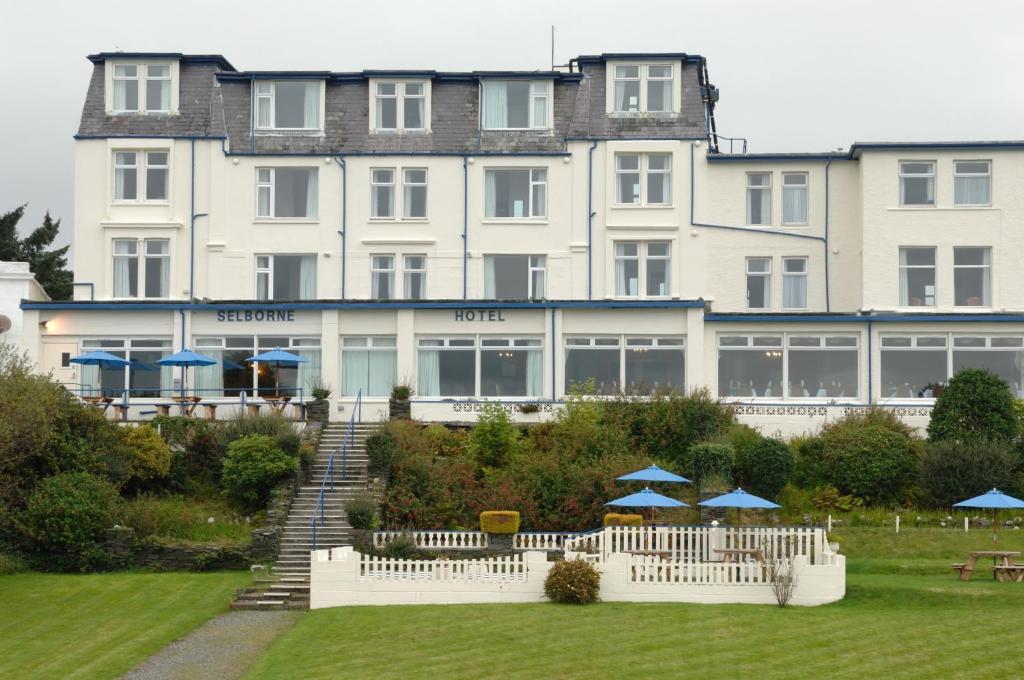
[
  {"xmin": 927, "ymin": 368, "xmax": 1019, "ymax": 444},
  {"xmin": 0, "ymin": 205, "xmax": 73, "ymax": 300}
]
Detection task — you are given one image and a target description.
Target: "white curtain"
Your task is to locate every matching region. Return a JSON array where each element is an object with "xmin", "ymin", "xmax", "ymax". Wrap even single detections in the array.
[
  {"xmin": 614, "ymin": 82, "xmax": 628, "ymax": 111},
  {"xmin": 955, "ymin": 176, "xmax": 990, "ymax": 205},
  {"xmin": 485, "ymin": 171, "xmax": 497, "ymax": 217},
  {"xmin": 616, "ymin": 260, "xmax": 637, "ymax": 296},
  {"xmin": 114, "ymin": 256, "xmax": 131, "ymax": 297},
  {"xmin": 783, "ymin": 187, "xmax": 807, "ymax": 223},
  {"xmin": 526, "ymin": 349, "xmax": 543, "ymax": 397},
  {"xmin": 158, "ymin": 257, "xmax": 170, "ymax": 298},
  {"xmin": 114, "ymin": 81, "xmax": 126, "ymax": 111},
  {"xmin": 304, "ymin": 83, "xmax": 319, "ymax": 128},
  {"xmin": 306, "ymin": 170, "xmax": 318, "ymax": 217},
  {"xmin": 160, "ymin": 362, "xmax": 175, "ymax": 397},
  {"xmin": 81, "ymin": 364, "xmax": 99, "ymax": 396},
  {"xmin": 899, "ymin": 248, "xmax": 909, "ymax": 305},
  {"xmin": 759, "ymin": 188, "xmax": 771, "ymax": 223},
  {"xmin": 982, "ymin": 249, "xmax": 992, "ymax": 305},
  {"xmin": 296, "ymin": 349, "xmax": 321, "ymax": 399},
  {"xmin": 369, "ymin": 351, "xmax": 397, "ymax": 396},
  {"xmin": 114, "ymin": 167, "xmax": 126, "ymax": 200},
  {"xmin": 417, "ymin": 350, "xmax": 440, "ymax": 396},
  {"xmin": 483, "ymin": 82, "xmax": 507, "ymax": 128},
  {"xmin": 193, "ymin": 349, "xmax": 224, "ymax": 397},
  {"xmin": 484, "ymin": 257, "xmax": 496, "ymax": 298},
  {"xmin": 342, "ymin": 349, "xmax": 367, "ymax": 396},
  {"xmin": 300, "ymin": 256, "xmax": 316, "ymax": 300},
  {"xmin": 783, "ymin": 274, "xmax": 806, "ymax": 309}
]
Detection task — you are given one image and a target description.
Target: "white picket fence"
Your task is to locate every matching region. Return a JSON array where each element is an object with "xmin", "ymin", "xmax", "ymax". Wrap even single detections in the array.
[
  {"xmin": 359, "ymin": 553, "xmax": 528, "ymax": 581},
  {"xmin": 372, "ymin": 530, "xmax": 580, "ymax": 552},
  {"xmin": 626, "ymin": 555, "xmax": 767, "ymax": 585}
]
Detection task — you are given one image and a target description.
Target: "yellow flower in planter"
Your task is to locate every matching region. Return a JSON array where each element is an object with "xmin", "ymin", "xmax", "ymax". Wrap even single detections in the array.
[{"xmin": 480, "ymin": 511, "xmax": 520, "ymax": 534}]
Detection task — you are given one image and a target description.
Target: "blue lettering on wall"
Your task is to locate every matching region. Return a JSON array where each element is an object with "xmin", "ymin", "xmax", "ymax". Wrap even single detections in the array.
[
  {"xmin": 453, "ymin": 309, "xmax": 506, "ymax": 322},
  {"xmin": 216, "ymin": 309, "xmax": 296, "ymax": 322}
]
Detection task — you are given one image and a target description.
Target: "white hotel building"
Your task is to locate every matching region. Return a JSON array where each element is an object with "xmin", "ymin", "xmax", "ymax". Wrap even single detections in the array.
[{"xmin": 14, "ymin": 51, "xmax": 1024, "ymax": 433}]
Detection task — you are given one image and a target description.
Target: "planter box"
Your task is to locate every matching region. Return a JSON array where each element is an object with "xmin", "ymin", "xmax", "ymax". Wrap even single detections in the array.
[{"xmin": 389, "ymin": 398, "xmax": 411, "ymax": 420}]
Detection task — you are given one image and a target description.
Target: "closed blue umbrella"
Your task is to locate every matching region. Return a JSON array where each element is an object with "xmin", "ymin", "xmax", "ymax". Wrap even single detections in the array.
[
  {"xmin": 954, "ymin": 488, "xmax": 1024, "ymax": 541},
  {"xmin": 157, "ymin": 349, "xmax": 218, "ymax": 400},
  {"xmin": 246, "ymin": 347, "xmax": 307, "ymax": 397},
  {"xmin": 699, "ymin": 488, "xmax": 781, "ymax": 509},
  {"xmin": 617, "ymin": 465, "xmax": 690, "ymax": 484}
]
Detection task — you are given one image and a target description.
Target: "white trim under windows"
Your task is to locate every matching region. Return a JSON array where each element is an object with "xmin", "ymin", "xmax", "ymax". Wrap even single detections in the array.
[
  {"xmin": 483, "ymin": 254, "xmax": 546, "ymax": 300},
  {"xmin": 481, "ymin": 80, "xmax": 550, "ymax": 130},
  {"xmin": 341, "ymin": 336, "xmax": 397, "ymax": 397},
  {"xmin": 614, "ymin": 241, "xmax": 671, "ymax": 298},
  {"xmin": 80, "ymin": 338, "xmax": 173, "ymax": 398},
  {"xmin": 370, "ymin": 254, "xmax": 396, "ymax": 300},
  {"xmin": 717, "ymin": 333, "xmax": 859, "ymax": 401},
  {"xmin": 611, "ymin": 64, "xmax": 675, "ymax": 113},
  {"xmin": 255, "ymin": 254, "xmax": 317, "ymax": 301},
  {"xmin": 112, "ymin": 238, "xmax": 170, "ymax": 299},
  {"xmin": 746, "ymin": 257, "xmax": 772, "ymax": 309},
  {"xmin": 953, "ymin": 246, "xmax": 991, "ymax": 307},
  {"xmin": 899, "ymin": 161, "xmax": 935, "ymax": 206},
  {"xmin": 113, "ymin": 150, "xmax": 169, "ymax": 202},
  {"xmin": 953, "ymin": 160, "xmax": 992, "ymax": 206},
  {"xmin": 256, "ymin": 167, "xmax": 318, "ymax": 219},
  {"xmin": 111, "ymin": 63, "xmax": 173, "ymax": 114},
  {"xmin": 746, "ymin": 173, "xmax": 771, "ymax": 225},
  {"xmin": 374, "ymin": 81, "xmax": 428, "ymax": 131},
  {"xmin": 565, "ymin": 336, "xmax": 685, "ymax": 396},
  {"xmin": 192, "ymin": 336, "xmax": 321, "ymax": 399},
  {"xmin": 782, "ymin": 172, "xmax": 808, "ymax": 225},
  {"xmin": 898, "ymin": 247, "xmax": 936, "ymax": 307},
  {"xmin": 614, "ymin": 153, "xmax": 672, "ymax": 206},
  {"xmin": 254, "ymin": 80, "xmax": 322, "ymax": 131},
  {"xmin": 417, "ymin": 336, "xmax": 544, "ymax": 398},
  {"xmin": 782, "ymin": 257, "xmax": 808, "ymax": 310},
  {"xmin": 484, "ymin": 168, "xmax": 547, "ymax": 219}
]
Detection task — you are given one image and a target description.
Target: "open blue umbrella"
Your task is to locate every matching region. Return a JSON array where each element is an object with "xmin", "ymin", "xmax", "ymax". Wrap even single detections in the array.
[
  {"xmin": 617, "ymin": 465, "xmax": 690, "ymax": 484},
  {"xmin": 69, "ymin": 350, "xmax": 130, "ymax": 368},
  {"xmin": 157, "ymin": 349, "xmax": 218, "ymax": 400},
  {"xmin": 607, "ymin": 488, "xmax": 689, "ymax": 508},
  {"xmin": 245, "ymin": 347, "xmax": 307, "ymax": 397},
  {"xmin": 699, "ymin": 488, "xmax": 781, "ymax": 509},
  {"xmin": 954, "ymin": 488, "xmax": 1024, "ymax": 541}
]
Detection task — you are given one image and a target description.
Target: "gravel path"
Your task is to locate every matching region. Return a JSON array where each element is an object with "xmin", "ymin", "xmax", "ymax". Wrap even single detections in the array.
[{"xmin": 120, "ymin": 610, "xmax": 298, "ymax": 680}]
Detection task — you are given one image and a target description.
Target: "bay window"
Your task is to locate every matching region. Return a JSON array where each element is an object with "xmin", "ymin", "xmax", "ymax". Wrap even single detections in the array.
[
  {"xmin": 954, "ymin": 160, "xmax": 991, "ymax": 206},
  {"xmin": 482, "ymin": 80, "xmax": 549, "ymax": 129},
  {"xmin": 612, "ymin": 64, "xmax": 674, "ymax": 113},
  {"xmin": 746, "ymin": 173, "xmax": 771, "ymax": 225},
  {"xmin": 254, "ymin": 80, "xmax": 321, "ymax": 130},
  {"xmin": 375, "ymin": 82, "xmax": 426, "ymax": 130},
  {"xmin": 255, "ymin": 254, "xmax": 316, "ymax": 301},
  {"xmin": 953, "ymin": 247, "xmax": 991, "ymax": 307},
  {"xmin": 615, "ymin": 153, "xmax": 672, "ymax": 205},
  {"xmin": 615, "ymin": 241, "xmax": 670, "ymax": 298},
  {"xmin": 898, "ymin": 247, "xmax": 935, "ymax": 306},
  {"xmin": 113, "ymin": 238, "xmax": 169, "ymax": 298},
  {"xmin": 899, "ymin": 161, "xmax": 935, "ymax": 206},
  {"xmin": 341, "ymin": 337, "xmax": 397, "ymax": 397},
  {"xmin": 484, "ymin": 254, "xmax": 545, "ymax": 300},
  {"xmin": 256, "ymin": 167, "xmax": 318, "ymax": 218},
  {"xmin": 485, "ymin": 169, "xmax": 546, "ymax": 218}
]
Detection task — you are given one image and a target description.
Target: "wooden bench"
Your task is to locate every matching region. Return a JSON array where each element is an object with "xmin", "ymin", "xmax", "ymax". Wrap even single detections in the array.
[
  {"xmin": 951, "ymin": 563, "xmax": 972, "ymax": 579},
  {"xmin": 994, "ymin": 565, "xmax": 1024, "ymax": 583},
  {"xmin": 201, "ymin": 403, "xmax": 218, "ymax": 420}
]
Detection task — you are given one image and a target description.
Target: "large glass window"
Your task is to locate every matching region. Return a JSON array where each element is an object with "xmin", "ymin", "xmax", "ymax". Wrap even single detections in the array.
[
  {"xmin": 485, "ymin": 169, "xmax": 546, "ymax": 218},
  {"xmin": 565, "ymin": 336, "xmax": 686, "ymax": 396},
  {"xmin": 143, "ymin": 239, "xmax": 170, "ymax": 298},
  {"xmin": 417, "ymin": 338, "xmax": 476, "ymax": 397},
  {"xmin": 375, "ymin": 82, "xmax": 426, "ymax": 130},
  {"xmin": 113, "ymin": 150, "xmax": 168, "ymax": 202},
  {"xmin": 341, "ymin": 336, "xmax": 397, "ymax": 397},
  {"xmin": 953, "ymin": 247, "xmax": 991, "ymax": 307},
  {"xmin": 786, "ymin": 336, "xmax": 859, "ymax": 399},
  {"xmin": 953, "ymin": 336, "xmax": 1024, "ymax": 397},
  {"xmin": 782, "ymin": 257, "xmax": 807, "ymax": 310},
  {"xmin": 254, "ymin": 80, "xmax": 320, "ymax": 130},
  {"xmin": 255, "ymin": 254, "xmax": 316, "ymax": 301},
  {"xmin": 192, "ymin": 336, "xmax": 321, "ymax": 399},
  {"xmin": 484, "ymin": 255, "xmax": 545, "ymax": 300},
  {"xmin": 113, "ymin": 238, "xmax": 169, "ymax": 298},
  {"xmin": 145, "ymin": 65, "xmax": 171, "ymax": 113},
  {"xmin": 746, "ymin": 173, "xmax": 771, "ymax": 225},
  {"xmin": 565, "ymin": 337, "xmax": 621, "ymax": 395},
  {"xmin": 112, "ymin": 63, "xmax": 172, "ymax": 113},
  {"xmin": 615, "ymin": 242, "xmax": 670, "ymax": 298},
  {"xmin": 403, "ymin": 254, "xmax": 426, "ymax": 300},
  {"xmin": 782, "ymin": 172, "xmax": 808, "ymax": 225},
  {"xmin": 403, "ymin": 169, "xmax": 427, "ymax": 218},
  {"xmin": 145, "ymin": 151, "xmax": 168, "ymax": 200},
  {"xmin": 371, "ymin": 254, "xmax": 395, "ymax": 300},
  {"xmin": 482, "ymin": 80, "xmax": 549, "ymax": 129},
  {"xmin": 899, "ymin": 247, "xmax": 936, "ymax": 306},
  {"xmin": 746, "ymin": 257, "xmax": 772, "ymax": 309},
  {"xmin": 717, "ymin": 335, "xmax": 784, "ymax": 398},
  {"xmin": 954, "ymin": 160, "xmax": 991, "ymax": 206},
  {"xmin": 480, "ymin": 338, "xmax": 543, "ymax": 397},
  {"xmin": 370, "ymin": 168, "xmax": 395, "ymax": 218},
  {"xmin": 899, "ymin": 161, "xmax": 935, "ymax": 206},
  {"xmin": 613, "ymin": 64, "xmax": 674, "ymax": 113},
  {"xmin": 615, "ymin": 153, "xmax": 672, "ymax": 205},
  {"xmin": 880, "ymin": 336, "xmax": 947, "ymax": 399},
  {"xmin": 80, "ymin": 338, "xmax": 173, "ymax": 398},
  {"xmin": 256, "ymin": 167, "xmax": 318, "ymax": 218},
  {"xmin": 625, "ymin": 337, "xmax": 685, "ymax": 394}
]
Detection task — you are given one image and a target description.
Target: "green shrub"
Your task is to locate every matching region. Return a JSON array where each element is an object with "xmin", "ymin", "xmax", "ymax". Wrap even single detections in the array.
[
  {"xmin": 920, "ymin": 439, "xmax": 1018, "ymax": 508},
  {"xmin": 120, "ymin": 425, "xmax": 172, "ymax": 489},
  {"xmin": 0, "ymin": 551, "xmax": 29, "ymax": 575},
  {"xmin": 480, "ymin": 510, "xmax": 520, "ymax": 534},
  {"xmin": 688, "ymin": 443, "xmax": 735, "ymax": 491},
  {"xmin": 818, "ymin": 425, "xmax": 920, "ymax": 506},
  {"xmin": 366, "ymin": 429, "xmax": 399, "ymax": 477},
  {"xmin": 379, "ymin": 533, "xmax": 420, "ymax": 559},
  {"xmin": 544, "ymin": 558, "xmax": 601, "ymax": 604},
  {"xmin": 344, "ymin": 496, "xmax": 378, "ymax": 530},
  {"xmin": 810, "ymin": 485, "xmax": 863, "ymax": 513},
  {"xmin": 734, "ymin": 437, "xmax": 794, "ymax": 500},
  {"xmin": 19, "ymin": 472, "xmax": 121, "ymax": 571},
  {"xmin": 221, "ymin": 435, "xmax": 298, "ymax": 511},
  {"xmin": 468, "ymin": 403, "xmax": 522, "ymax": 469},
  {"xmin": 928, "ymin": 368, "xmax": 1019, "ymax": 444},
  {"xmin": 273, "ymin": 431, "xmax": 301, "ymax": 458},
  {"xmin": 155, "ymin": 417, "xmax": 225, "ymax": 494},
  {"xmin": 118, "ymin": 493, "xmax": 251, "ymax": 542},
  {"xmin": 218, "ymin": 412, "xmax": 295, "ymax": 446}
]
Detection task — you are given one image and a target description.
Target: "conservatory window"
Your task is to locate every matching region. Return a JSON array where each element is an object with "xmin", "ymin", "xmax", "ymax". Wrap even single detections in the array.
[
  {"xmin": 341, "ymin": 336, "xmax": 397, "ymax": 397},
  {"xmin": 880, "ymin": 335, "xmax": 948, "ymax": 399},
  {"xmin": 480, "ymin": 338, "xmax": 543, "ymax": 397},
  {"xmin": 417, "ymin": 338, "xmax": 476, "ymax": 397}
]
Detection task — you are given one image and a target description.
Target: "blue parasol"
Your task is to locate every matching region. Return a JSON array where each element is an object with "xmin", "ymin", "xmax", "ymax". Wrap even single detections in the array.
[{"xmin": 617, "ymin": 465, "xmax": 691, "ymax": 484}]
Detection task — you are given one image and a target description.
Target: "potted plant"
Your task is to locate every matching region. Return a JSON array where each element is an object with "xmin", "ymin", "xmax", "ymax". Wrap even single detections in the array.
[
  {"xmin": 389, "ymin": 381, "xmax": 414, "ymax": 420},
  {"xmin": 307, "ymin": 379, "xmax": 332, "ymax": 423}
]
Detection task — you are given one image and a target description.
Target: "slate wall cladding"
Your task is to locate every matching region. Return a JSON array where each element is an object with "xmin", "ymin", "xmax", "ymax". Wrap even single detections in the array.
[{"xmin": 79, "ymin": 54, "xmax": 710, "ymax": 149}]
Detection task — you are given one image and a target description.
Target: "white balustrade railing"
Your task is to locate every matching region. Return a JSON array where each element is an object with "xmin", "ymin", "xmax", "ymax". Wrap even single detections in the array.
[
  {"xmin": 626, "ymin": 554, "xmax": 768, "ymax": 585},
  {"xmin": 359, "ymin": 553, "xmax": 527, "ymax": 582},
  {"xmin": 372, "ymin": 530, "xmax": 488, "ymax": 550},
  {"xmin": 513, "ymin": 532, "xmax": 579, "ymax": 551}
]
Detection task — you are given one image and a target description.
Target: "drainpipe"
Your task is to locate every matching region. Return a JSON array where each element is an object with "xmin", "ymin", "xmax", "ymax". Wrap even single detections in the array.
[
  {"xmin": 463, "ymin": 155, "xmax": 469, "ymax": 300},
  {"xmin": 866, "ymin": 319, "xmax": 873, "ymax": 405},
  {"xmin": 249, "ymin": 75, "xmax": 256, "ymax": 154},
  {"xmin": 824, "ymin": 157, "xmax": 832, "ymax": 312},
  {"xmin": 550, "ymin": 307, "xmax": 557, "ymax": 399},
  {"xmin": 189, "ymin": 139, "xmax": 208, "ymax": 350},
  {"xmin": 333, "ymin": 156, "xmax": 347, "ymax": 298},
  {"xmin": 586, "ymin": 140, "xmax": 598, "ymax": 300}
]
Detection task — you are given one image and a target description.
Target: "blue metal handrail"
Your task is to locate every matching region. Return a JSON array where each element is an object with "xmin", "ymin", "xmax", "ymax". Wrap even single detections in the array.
[{"xmin": 311, "ymin": 391, "xmax": 362, "ymax": 551}]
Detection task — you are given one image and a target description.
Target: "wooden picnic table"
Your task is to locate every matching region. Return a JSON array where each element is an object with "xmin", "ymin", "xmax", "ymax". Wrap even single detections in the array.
[
  {"xmin": 264, "ymin": 395, "xmax": 292, "ymax": 413},
  {"xmin": 952, "ymin": 550, "xmax": 1021, "ymax": 581},
  {"xmin": 81, "ymin": 396, "xmax": 113, "ymax": 412},
  {"xmin": 714, "ymin": 548, "xmax": 767, "ymax": 566},
  {"xmin": 624, "ymin": 549, "xmax": 674, "ymax": 560},
  {"xmin": 172, "ymin": 395, "xmax": 202, "ymax": 416}
]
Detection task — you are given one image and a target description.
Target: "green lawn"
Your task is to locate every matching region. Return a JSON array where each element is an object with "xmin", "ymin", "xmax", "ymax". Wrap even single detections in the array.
[
  {"xmin": 0, "ymin": 570, "xmax": 249, "ymax": 680},
  {"xmin": 244, "ymin": 528, "xmax": 1024, "ymax": 680}
]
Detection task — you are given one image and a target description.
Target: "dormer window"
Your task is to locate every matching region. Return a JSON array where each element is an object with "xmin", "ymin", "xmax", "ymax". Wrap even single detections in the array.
[
  {"xmin": 254, "ymin": 81, "xmax": 321, "ymax": 131},
  {"xmin": 373, "ymin": 82, "xmax": 427, "ymax": 131},
  {"xmin": 111, "ymin": 63, "xmax": 172, "ymax": 114},
  {"xmin": 482, "ymin": 80, "xmax": 550, "ymax": 130},
  {"xmin": 612, "ymin": 64, "xmax": 675, "ymax": 113}
]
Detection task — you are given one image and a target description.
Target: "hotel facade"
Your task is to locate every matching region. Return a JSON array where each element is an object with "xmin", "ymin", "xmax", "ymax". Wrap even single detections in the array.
[{"xmin": 14, "ymin": 51, "xmax": 1024, "ymax": 434}]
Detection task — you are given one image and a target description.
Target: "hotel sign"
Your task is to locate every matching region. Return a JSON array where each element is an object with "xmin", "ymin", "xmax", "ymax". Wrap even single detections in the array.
[
  {"xmin": 216, "ymin": 309, "xmax": 296, "ymax": 322},
  {"xmin": 454, "ymin": 309, "xmax": 507, "ymax": 322}
]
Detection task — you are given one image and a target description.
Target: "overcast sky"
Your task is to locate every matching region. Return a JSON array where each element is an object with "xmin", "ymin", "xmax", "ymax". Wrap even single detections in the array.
[{"xmin": 1, "ymin": 0, "xmax": 1022, "ymax": 250}]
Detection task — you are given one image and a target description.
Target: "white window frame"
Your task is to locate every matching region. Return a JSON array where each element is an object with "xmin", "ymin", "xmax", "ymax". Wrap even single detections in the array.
[
  {"xmin": 565, "ymin": 335, "xmax": 686, "ymax": 396},
  {"xmin": 403, "ymin": 254, "xmax": 427, "ymax": 299},
  {"xmin": 953, "ymin": 246, "xmax": 992, "ymax": 307},
  {"xmin": 781, "ymin": 257, "xmax": 808, "ymax": 310},
  {"xmin": 484, "ymin": 168, "xmax": 547, "ymax": 219},
  {"xmin": 614, "ymin": 153, "xmax": 672, "ymax": 206},
  {"xmin": 341, "ymin": 336, "xmax": 398, "ymax": 397},
  {"xmin": 953, "ymin": 160, "xmax": 992, "ymax": 206},
  {"xmin": 255, "ymin": 167, "xmax": 318, "ymax": 219},
  {"xmin": 610, "ymin": 63, "xmax": 675, "ymax": 113},
  {"xmin": 899, "ymin": 160, "xmax": 936, "ymax": 206},
  {"xmin": 898, "ymin": 246, "xmax": 937, "ymax": 307},
  {"xmin": 112, "ymin": 150, "xmax": 170, "ymax": 203},
  {"xmin": 253, "ymin": 254, "xmax": 316, "ymax": 301},
  {"xmin": 143, "ymin": 239, "xmax": 170, "ymax": 298},
  {"xmin": 746, "ymin": 257, "xmax": 772, "ymax": 310},
  {"xmin": 253, "ymin": 80, "xmax": 322, "ymax": 131},
  {"xmin": 746, "ymin": 172, "xmax": 772, "ymax": 225},
  {"xmin": 112, "ymin": 238, "xmax": 170, "ymax": 299},
  {"xmin": 528, "ymin": 255, "xmax": 546, "ymax": 300},
  {"xmin": 373, "ymin": 80, "xmax": 429, "ymax": 132},
  {"xmin": 614, "ymin": 241, "xmax": 671, "ymax": 299},
  {"xmin": 781, "ymin": 172, "xmax": 808, "ymax": 225},
  {"xmin": 370, "ymin": 168, "xmax": 396, "ymax": 219},
  {"xmin": 111, "ymin": 64, "xmax": 139, "ymax": 113},
  {"xmin": 108, "ymin": 61, "xmax": 176, "ymax": 114},
  {"xmin": 81, "ymin": 338, "xmax": 173, "ymax": 396},
  {"xmin": 481, "ymin": 80, "xmax": 551, "ymax": 130},
  {"xmin": 402, "ymin": 168, "xmax": 428, "ymax": 219},
  {"xmin": 144, "ymin": 64, "xmax": 171, "ymax": 113},
  {"xmin": 371, "ymin": 254, "xmax": 396, "ymax": 300}
]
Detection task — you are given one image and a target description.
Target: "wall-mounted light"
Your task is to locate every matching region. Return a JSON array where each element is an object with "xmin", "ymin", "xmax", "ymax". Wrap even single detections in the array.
[{"xmin": 39, "ymin": 320, "xmax": 52, "ymax": 331}]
